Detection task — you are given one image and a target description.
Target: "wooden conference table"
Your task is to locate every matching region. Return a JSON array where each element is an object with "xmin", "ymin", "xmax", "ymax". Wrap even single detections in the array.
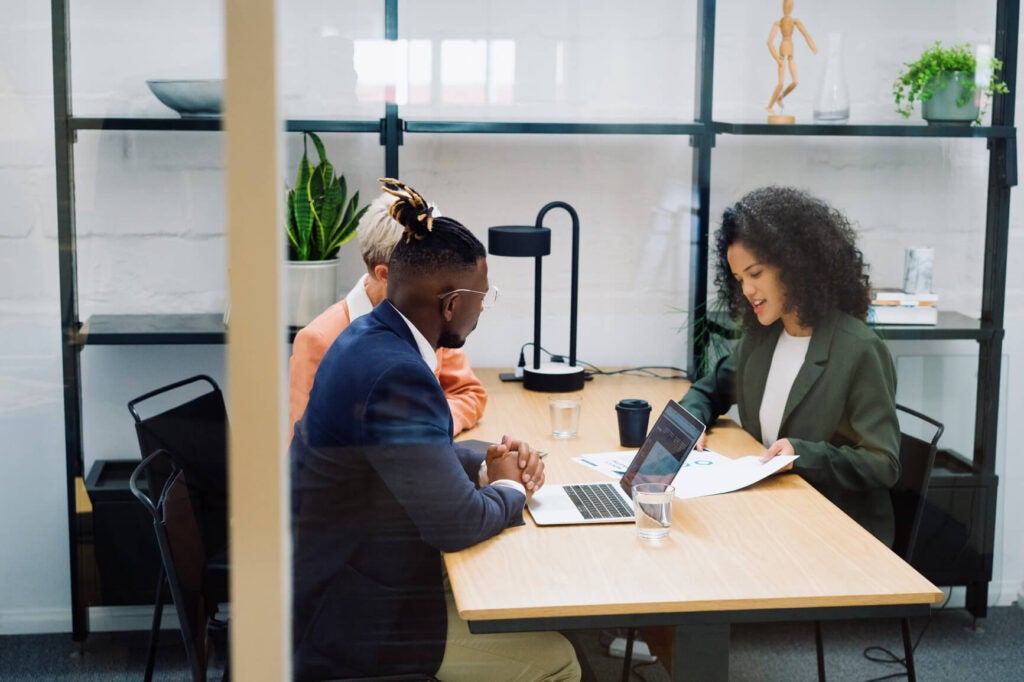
[{"xmin": 448, "ymin": 369, "xmax": 944, "ymax": 681}]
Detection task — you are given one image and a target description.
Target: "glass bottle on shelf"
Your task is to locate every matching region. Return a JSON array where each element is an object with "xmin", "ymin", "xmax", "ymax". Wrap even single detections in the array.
[{"xmin": 813, "ymin": 32, "xmax": 850, "ymax": 124}]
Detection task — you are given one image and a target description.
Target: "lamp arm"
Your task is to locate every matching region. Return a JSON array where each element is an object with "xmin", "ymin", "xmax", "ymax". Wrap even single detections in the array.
[
  {"xmin": 535, "ymin": 201, "xmax": 580, "ymax": 367},
  {"xmin": 533, "ymin": 249, "xmax": 543, "ymax": 370}
]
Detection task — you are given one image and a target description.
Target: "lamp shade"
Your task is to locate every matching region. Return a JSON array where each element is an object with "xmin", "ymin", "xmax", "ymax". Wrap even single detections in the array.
[{"xmin": 487, "ymin": 225, "xmax": 551, "ymax": 257}]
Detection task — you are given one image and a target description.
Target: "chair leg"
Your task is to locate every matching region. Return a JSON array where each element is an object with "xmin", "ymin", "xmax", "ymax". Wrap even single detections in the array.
[
  {"xmin": 814, "ymin": 621, "xmax": 826, "ymax": 682},
  {"xmin": 207, "ymin": 611, "xmax": 230, "ymax": 682},
  {"xmin": 144, "ymin": 568, "xmax": 167, "ymax": 682},
  {"xmin": 621, "ymin": 628, "xmax": 636, "ymax": 682},
  {"xmin": 901, "ymin": 617, "xmax": 916, "ymax": 682}
]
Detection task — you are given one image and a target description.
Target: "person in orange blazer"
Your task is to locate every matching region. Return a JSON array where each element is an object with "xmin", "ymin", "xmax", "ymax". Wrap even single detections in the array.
[{"xmin": 289, "ymin": 193, "xmax": 487, "ymax": 438}]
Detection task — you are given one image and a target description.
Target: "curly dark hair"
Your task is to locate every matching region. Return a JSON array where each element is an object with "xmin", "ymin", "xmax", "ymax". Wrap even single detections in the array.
[{"xmin": 714, "ymin": 186, "xmax": 871, "ymax": 335}]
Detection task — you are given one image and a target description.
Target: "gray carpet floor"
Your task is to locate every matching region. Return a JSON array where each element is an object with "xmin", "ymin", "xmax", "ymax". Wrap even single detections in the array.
[
  {"xmin": 581, "ymin": 605, "xmax": 1024, "ymax": 681},
  {"xmin": 1, "ymin": 606, "xmax": 1021, "ymax": 681}
]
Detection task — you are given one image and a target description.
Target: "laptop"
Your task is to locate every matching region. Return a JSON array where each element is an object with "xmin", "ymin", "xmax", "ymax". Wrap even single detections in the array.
[{"xmin": 526, "ymin": 400, "xmax": 704, "ymax": 526}]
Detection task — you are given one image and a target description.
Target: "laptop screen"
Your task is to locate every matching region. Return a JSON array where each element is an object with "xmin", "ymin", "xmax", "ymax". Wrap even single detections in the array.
[{"xmin": 619, "ymin": 401, "xmax": 705, "ymax": 496}]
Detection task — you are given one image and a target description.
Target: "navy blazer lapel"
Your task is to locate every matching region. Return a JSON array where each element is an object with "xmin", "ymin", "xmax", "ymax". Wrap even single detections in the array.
[
  {"xmin": 372, "ymin": 299, "xmax": 420, "ymax": 353},
  {"xmin": 779, "ymin": 310, "xmax": 837, "ymax": 431},
  {"xmin": 372, "ymin": 301, "xmax": 451, "ymax": 436}
]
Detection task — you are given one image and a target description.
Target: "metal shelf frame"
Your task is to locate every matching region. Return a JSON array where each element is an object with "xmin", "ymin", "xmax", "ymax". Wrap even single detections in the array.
[
  {"xmin": 713, "ymin": 121, "xmax": 1016, "ymax": 138},
  {"xmin": 69, "ymin": 117, "xmax": 383, "ymax": 133},
  {"xmin": 52, "ymin": 0, "xmax": 1017, "ymax": 641}
]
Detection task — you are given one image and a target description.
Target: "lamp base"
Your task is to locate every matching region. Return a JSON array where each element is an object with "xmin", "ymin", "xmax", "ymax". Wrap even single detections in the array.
[{"xmin": 523, "ymin": 363, "xmax": 586, "ymax": 392}]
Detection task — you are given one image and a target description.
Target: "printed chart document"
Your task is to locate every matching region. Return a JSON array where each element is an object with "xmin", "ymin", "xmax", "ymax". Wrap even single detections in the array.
[{"xmin": 573, "ymin": 449, "xmax": 798, "ymax": 499}]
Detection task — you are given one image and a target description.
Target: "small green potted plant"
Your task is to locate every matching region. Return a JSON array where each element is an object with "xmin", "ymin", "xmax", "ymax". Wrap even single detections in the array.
[
  {"xmin": 893, "ymin": 42, "xmax": 1009, "ymax": 125},
  {"xmin": 285, "ymin": 132, "xmax": 369, "ymax": 326}
]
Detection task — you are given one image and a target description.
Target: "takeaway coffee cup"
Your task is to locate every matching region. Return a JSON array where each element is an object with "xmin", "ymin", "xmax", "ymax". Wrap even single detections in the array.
[{"xmin": 616, "ymin": 399, "xmax": 652, "ymax": 447}]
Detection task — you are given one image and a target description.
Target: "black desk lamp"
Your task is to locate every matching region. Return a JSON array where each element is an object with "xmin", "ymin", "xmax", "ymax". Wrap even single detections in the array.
[{"xmin": 488, "ymin": 201, "xmax": 585, "ymax": 392}]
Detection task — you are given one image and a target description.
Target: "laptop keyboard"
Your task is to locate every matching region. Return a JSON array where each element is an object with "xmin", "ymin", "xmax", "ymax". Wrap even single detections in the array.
[{"xmin": 564, "ymin": 483, "xmax": 633, "ymax": 519}]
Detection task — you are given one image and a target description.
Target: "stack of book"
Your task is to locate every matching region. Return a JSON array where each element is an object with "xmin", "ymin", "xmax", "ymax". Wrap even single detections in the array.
[{"xmin": 868, "ymin": 289, "xmax": 939, "ymax": 325}]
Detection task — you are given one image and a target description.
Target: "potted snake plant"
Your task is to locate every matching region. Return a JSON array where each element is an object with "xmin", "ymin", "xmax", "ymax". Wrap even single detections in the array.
[{"xmin": 285, "ymin": 132, "xmax": 368, "ymax": 326}]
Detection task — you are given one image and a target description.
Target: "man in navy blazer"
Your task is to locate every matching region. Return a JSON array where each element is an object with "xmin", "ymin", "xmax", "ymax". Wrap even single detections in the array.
[{"xmin": 291, "ymin": 181, "xmax": 580, "ymax": 681}]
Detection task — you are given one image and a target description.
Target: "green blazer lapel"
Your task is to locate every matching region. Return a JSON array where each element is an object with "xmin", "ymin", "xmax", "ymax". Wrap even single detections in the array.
[{"xmin": 780, "ymin": 311, "xmax": 838, "ymax": 430}]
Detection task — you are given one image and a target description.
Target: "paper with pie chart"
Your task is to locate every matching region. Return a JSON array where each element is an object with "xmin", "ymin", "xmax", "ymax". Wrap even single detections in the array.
[{"xmin": 573, "ymin": 449, "xmax": 797, "ymax": 499}]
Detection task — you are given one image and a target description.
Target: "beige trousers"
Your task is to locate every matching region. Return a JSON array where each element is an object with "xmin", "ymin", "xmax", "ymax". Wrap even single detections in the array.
[{"xmin": 435, "ymin": 590, "xmax": 582, "ymax": 682}]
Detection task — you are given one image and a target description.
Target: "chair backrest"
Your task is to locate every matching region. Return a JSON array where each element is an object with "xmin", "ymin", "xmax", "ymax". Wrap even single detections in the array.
[
  {"xmin": 128, "ymin": 375, "xmax": 228, "ymax": 559},
  {"xmin": 131, "ymin": 450, "xmax": 213, "ymax": 682},
  {"xmin": 891, "ymin": 404, "xmax": 944, "ymax": 563}
]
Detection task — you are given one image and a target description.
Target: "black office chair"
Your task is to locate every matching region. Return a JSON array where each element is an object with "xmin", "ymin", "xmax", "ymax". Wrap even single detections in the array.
[
  {"xmin": 128, "ymin": 375, "xmax": 229, "ymax": 681},
  {"xmin": 814, "ymin": 403, "xmax": 944, "ymax": 682},
  {"xmin": 130, "ymin": 450, "xmax": 228, "ymax": 682}
]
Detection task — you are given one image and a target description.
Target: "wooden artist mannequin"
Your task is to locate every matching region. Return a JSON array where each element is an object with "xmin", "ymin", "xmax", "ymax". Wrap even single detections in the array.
[{"xmin": 766, "ymin": 0, "xmax": 817, "ymax": 123}]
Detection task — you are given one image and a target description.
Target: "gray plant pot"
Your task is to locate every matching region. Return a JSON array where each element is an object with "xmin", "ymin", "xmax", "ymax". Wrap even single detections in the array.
[{"xmin": 921, "ymin": 71, "xmax": 980, "ymax": 125}]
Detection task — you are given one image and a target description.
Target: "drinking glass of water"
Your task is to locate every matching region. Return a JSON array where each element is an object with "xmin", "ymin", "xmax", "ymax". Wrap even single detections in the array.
[
  {"xmin": 633, "ymin": 483, "xmax": 674, "ymax": 540},
  {"xmin": 548, "ymin": 395, "xmax": 582, "ymax": 439}
]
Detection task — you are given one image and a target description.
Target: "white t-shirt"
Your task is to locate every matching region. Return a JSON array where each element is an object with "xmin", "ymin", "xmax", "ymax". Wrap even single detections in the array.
[{"xmin": 758, "ymin": 329, "xmax": 812, "ymax": 446}]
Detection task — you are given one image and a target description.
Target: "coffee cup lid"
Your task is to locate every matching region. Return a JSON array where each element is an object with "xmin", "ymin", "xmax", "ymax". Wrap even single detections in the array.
[{"xmin": 616, "ymin": 398, "xmax": 650, "ymax": 410}]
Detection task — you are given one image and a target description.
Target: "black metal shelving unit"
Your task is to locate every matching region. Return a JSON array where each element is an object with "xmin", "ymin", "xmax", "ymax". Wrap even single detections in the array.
[
  {"xmin": 713, "ymin": 121, "xmax": 1016, "ymax": 137},
  {"xmin": 52, "ymin": 0, "xmax": 1016, "ymax": 642},
  {"xmin": 76, "ymin": 314, "xmax": 228, "ymax": 346},
  {"xmin": 70, "ymin": 117, "xmax": 383, "ymax": 133}
]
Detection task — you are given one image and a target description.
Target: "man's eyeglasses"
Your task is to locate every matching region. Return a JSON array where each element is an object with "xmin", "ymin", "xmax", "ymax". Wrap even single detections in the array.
[{"xmin": 437, "ymin": 286, "xmax": 500, "ymax": 309}]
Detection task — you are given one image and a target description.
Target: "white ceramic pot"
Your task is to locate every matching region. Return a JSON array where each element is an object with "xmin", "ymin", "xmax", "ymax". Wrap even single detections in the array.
[{"xmin": 286, "ymin": 259, "xmax": 340, "ymax": 327}]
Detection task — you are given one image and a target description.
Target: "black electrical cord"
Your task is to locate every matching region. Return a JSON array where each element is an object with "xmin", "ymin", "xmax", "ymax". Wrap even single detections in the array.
[
  {"xmin": 630, "ymin": 658, "xmax": 663, "ymax": 682},
  {"xmin": 513, "ymin": 343, "xmax": 689, "ymax": 381},
  {"xmin": 860, "ymin": 483, "xmax": 977, "ymax": 682},
  {"xmin": 587, "ymin": 365, "xmax": 690, "ymax": 380},
  {"xmin": 860, "ymin": 588, "xmax": 953, "ymax": 681}
]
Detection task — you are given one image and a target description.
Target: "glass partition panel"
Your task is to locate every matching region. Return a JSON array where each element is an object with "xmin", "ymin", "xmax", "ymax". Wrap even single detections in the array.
[
  {"xmin": 398, "ymin": 0, "xmax": 697, "ymax": 122},
  {"xmin": 69, "ymin": 0, "xmax": 224, "ymax": 117},
  {"xmin": 713, "ymin": 1, "xmax": 1001, "ymax": 123},
  {"xmin": 400, "ymin": 133, "xmax": 696, "ymax": 370},
  {"xmin": 0, "ymin": 0, "xmax": 69, "ymax": 623},
  {"xmin": 280, "ymin": 0, "xmax": 386, "ymax": 119},
  {"xmin": 711, "ymin": 135, "xmax": 988, "ymax": 319}
]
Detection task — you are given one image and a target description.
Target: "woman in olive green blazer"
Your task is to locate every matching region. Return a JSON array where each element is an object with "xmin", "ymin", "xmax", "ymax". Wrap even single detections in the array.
[{"xmin": 682, "ymin": 187, "xmax": 900, "ymax": 546}]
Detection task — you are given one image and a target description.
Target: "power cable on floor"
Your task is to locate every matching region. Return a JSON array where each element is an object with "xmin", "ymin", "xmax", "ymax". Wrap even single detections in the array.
[{"xmin": 860, "ymin": 587, "xmax": 953, "ymax": 681}]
